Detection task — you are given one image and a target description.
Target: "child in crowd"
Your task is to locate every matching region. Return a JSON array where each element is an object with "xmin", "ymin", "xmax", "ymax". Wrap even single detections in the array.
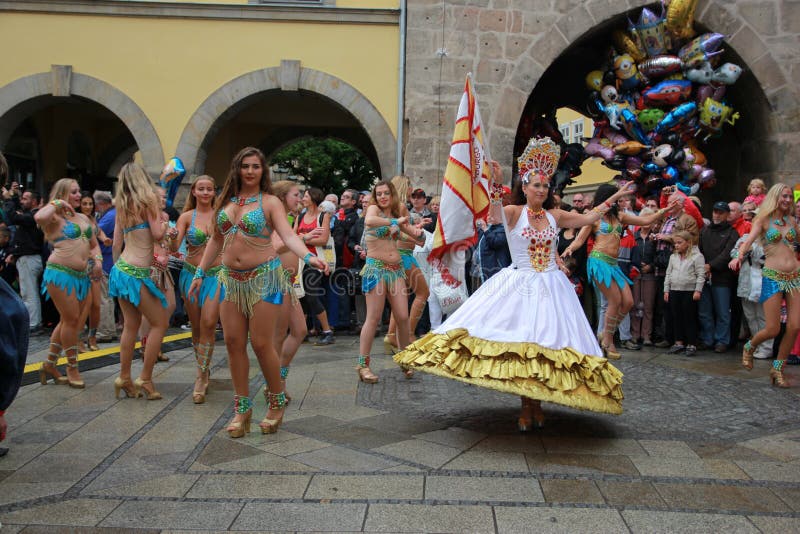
[
  {"xmin": 563, "ymin": 256, "xmax": 583, "ymax": 298},
  {"xmin": 744, "ymin": 178, "xmax": 766, "ymax": 206},
  {"xmin": 663, "ymin": 231, "xmax": 705, "ymax": 356}
]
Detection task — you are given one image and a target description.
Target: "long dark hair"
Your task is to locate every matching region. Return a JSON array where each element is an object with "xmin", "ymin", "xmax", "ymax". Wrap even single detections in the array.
[
  {"xmin": 369, "ymin": 180, "xmax": 403, "ymax": 217},
  {"xmin": 216, "ymin": 147, "xmax": 271, "ymax": 221},
  {"xmin": 593, "ymin": 183, "xmax": 619, "ymax": 219},
  {"xmin": 510, "ymin": 179, "xmax": 556, "ymax": 209}
]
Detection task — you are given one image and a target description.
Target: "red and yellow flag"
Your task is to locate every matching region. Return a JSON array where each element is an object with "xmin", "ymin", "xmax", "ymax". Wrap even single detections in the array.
[{"xmin": 428, "ymin": 74, "xmax": 491, "ymax": 283}]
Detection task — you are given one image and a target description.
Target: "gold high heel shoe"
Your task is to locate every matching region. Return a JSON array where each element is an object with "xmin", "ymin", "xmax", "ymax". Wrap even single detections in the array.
[
  {"xmin": 356, "ymin": 355, "xmax": 379, "ymax": 384},
  {"xmin": 601, "ymin": 343, "xmax": 621, "ymax": 360},
  {"xmin": 64, "ymin": 346, "xmax": 85, "ymax": 389},
  {"xmin": 134, "ymin": 377, "xmax": 162, "ymax": 400},
  {"xmin": 39, "ymin": 343, "xmax": 68, "ymax": 385},
  {"xmin": 192, "ymin": 342, "xmax": 213, "ymax": 404},
  {"xmin": 770, "ymin": 361, "xmax": 790, "ymax": 388},
  {"xmin": 260, "ymin": 391, "xmax": 286, "ymax": 434},
  {"xmin": 114, "ymin": 377, "xmax": 139, "ymax": 399},
  {"xmin": 518, "ymin": 398, "xmax": 545, "ymax": 432},
  {"xmin": 87, "ymin": 328, "xmax": 100, "ymax": 351},
  {"xmin": 742, "ymin": 340, "xmax": 755, "ymax": 370},
  {"xmin": 227, "ymin": 395, "xmax": 252, "ymax": 438},
  {"xmin": 383, "ymin": 333, "xmax": 398, "ymax": 355}
]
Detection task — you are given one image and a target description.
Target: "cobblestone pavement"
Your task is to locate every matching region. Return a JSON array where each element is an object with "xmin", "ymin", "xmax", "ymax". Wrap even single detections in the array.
[{"xmin": 1, "ymin": 335, "xmax": 799, "ymax": 532}]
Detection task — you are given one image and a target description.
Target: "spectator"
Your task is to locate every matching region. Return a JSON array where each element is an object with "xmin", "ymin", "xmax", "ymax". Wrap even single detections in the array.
[
  {"xmin": 663, "ymin": 231, "xmax": 705, "ymax": 356},
  {"xmin": 631, "ymin": 208, "xmax": 658, "ymax": 346},
  {"xmin": 698, "ymin": 201, "xmax": 739, "ymax": 352},
  {"xmin": 741, "ymin": 201, "xmax": 757, "ymax": 223},
  {"xmin": 409, "ymin": 188, "xmax": 432, "ymax": 219},
  {"xmin": 424, "ymin": 194, "xmax": 440, "ymax": 233},
  {"xmin": 94, "ymin": 190, "xmax": 117, "ymax": 342},
  {"xmin": 571, "ymin": 193, "xmax": 586, "ymax": 213},
  {"xmin": 332, "ymin": 188, "xmax": 360, "ymax": 331},
  {"xmin": 0, "ymin": 226, "xmax": 16, "ymax": 286},
  {"xmin": 729, "ymin": 201, "xmax": 751, "ymax": 236},
  {"xmin": 347, "ymin": 195, "xmax": 369, "ymax": 330},
  {"xmin": 478, "ymin": 214, "xmax": 511, "ymax": 282},
  {"xmin": 3, "ymin": 186, "xmax": 44, "ymax": 333},
  {"xmin": 0, "ymin": 276, "xmax": 28, "ymax": 456},
  {"xmin": 744, "ymin": 178, "xmax": 766, "ymax": 206},
  {"xmin": 731, "ymin": 233, "xmax": 773, "ymax": 360}
]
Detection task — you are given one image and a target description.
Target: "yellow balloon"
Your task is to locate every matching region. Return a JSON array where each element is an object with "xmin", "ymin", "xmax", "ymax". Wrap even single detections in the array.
[
  {"xmin": 612, "ymin": 30, "xmax": 646, "ymax": 62},
  {"xmin": 666, "ymin": 0, "xmax": 698, "ymax": 40}
]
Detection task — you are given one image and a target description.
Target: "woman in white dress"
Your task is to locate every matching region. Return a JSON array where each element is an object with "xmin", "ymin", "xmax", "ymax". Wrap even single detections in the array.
[{"xmin": 394, "ymin": 137, "xmax": 629, "ymax": 429}]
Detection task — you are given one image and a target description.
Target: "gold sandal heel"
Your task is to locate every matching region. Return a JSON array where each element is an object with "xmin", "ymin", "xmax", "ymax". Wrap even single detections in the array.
[
  {"xmin": 114, "ymin": 377, "xmax": 138, "ymax": 399},
  {"xmin": 260, "ymin": 391, "xmax": 286, "ymax": 434},
  {"xmin": 356, "ymin": 355, "xmax": 378, "ymax": 384},
  {"xmin": 227, "ymin": 395, "xmax": 252, "ymax": 438},
  {"xmin": 134, "ymin": 377, "xmax": 162, "ymax": 400}
]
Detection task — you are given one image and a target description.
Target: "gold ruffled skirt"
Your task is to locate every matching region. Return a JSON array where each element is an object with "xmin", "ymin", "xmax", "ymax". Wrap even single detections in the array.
[{"xmin": 393, "ymin": 328, "xmax": 624, "ymax": 415}]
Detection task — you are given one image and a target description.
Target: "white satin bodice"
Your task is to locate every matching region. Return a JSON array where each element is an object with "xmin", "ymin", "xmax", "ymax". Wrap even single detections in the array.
[{"xmin": 507, "ymin": 208, "xmax": 559, "ymax": 273}]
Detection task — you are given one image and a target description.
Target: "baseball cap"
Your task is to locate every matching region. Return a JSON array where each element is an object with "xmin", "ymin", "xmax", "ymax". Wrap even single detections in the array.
[
  {"xmin": 712, "ymin": 201, "xmax": 730, "ymax": 212},
  {"xmin": 411, "ymin": 188, "xmax": 426, "ymax": 198}
]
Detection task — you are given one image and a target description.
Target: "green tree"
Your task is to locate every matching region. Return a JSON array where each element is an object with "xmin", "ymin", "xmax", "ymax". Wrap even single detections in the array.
[{"xmin": 271, "ymin": 138, "xmax": 377, "ymax": 193}]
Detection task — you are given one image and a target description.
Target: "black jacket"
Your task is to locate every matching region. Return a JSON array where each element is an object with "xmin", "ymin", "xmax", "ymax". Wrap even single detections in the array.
[
  {"xmin": 478, "ymin": 224, "xmax": 512, "ymax": 281},
  {"xmin": 3, "ymin": 197, "xmax": 44, "ymax": 257},
  {"xmin": 699, "ymin": 221, "xmax": 739, "ymax": 287},
  {"xmin": 347, "ymin": 216, "xmax": 367, "ymax": 270},
  {"xmin": 332, "ymin": 207, "xmax": 359, "ymax": 268},
  {"xmin": 0, "ymin": 277, "xmax": 28, "ymax": 411}
]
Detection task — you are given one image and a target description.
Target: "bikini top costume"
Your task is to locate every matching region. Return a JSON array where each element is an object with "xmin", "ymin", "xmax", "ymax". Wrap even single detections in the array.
[
  {"xmin": 217, "ymin": 192, "xmax": 272, "ymax": 245},
  {"xmin": 52, "ymin": 219, "xmax": 92, "ymax": 243},
  {"xmin": 365, "ymin": 221, "xmax": 400, "ymax": 241},
  {"xmin": 186, "ymin": 209, "xmax": 210, "ymax": 247},
  {"xmin": 508, "ymin": 208, "xmax": 559, "ymax": 273},
  {"xmin": 597, "ymin": 219, "xmax": 623, "ymax": 237},
  {"xmin": 764, "ymin": 216, "xmax": 797, "ymax": 248},
  {"xmin": 123, "ymin": 221, "xmax": 150, "ymax": 234}
]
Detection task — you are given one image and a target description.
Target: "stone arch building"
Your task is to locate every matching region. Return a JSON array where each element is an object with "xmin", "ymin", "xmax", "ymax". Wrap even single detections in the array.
[{"xmin": 403, "ymin": 0, "xmax": 799, "ymax": 198}]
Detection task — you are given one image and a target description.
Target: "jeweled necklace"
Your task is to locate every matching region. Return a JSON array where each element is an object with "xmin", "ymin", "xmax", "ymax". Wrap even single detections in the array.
[
  {"xmin": 773, "ymin": 215, "xmax": 789, "ymax": 227},
  {"xmin": 231, "ymin": 193, "xmax": 259, "ymax": 207},
  {"xmin": 527, "ymin": 206, "xmax": 546, "ymax": 221}
]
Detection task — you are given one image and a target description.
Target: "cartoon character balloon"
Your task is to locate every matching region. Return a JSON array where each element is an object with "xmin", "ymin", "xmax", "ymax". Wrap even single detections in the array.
[
  {"xmin": 666, "ymin": 0, "xmax": 699, "ymax": 40},
  {"xmin": 159, "ymin": 157, "xmax": 186, "ymax": 208},
  {"xmin": 629, "ymin": 6, "xmax": 670, "ymax": 58},
  {"xmin": 697, "ymin": 98, "xmax": 740, "ymax": 141}
]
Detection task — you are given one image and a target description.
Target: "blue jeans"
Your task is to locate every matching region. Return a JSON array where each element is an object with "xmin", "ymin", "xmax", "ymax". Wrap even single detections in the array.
[{"xmin": 698, "ymin": 284, "xmax": 731, "ymax": 346}]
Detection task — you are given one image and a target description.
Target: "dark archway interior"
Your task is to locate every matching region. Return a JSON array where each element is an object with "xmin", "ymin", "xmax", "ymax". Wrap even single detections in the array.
[
  {"xmin": 2, "ymin": 95, "xmax": 136, "ymax": 193},
  {"xmin": 515, "ymin": 5, "xmax": 773, "ymax": 209},
  {"xmin": 201, "ymin": 89, "xmax": 381, "ymax": 182}
]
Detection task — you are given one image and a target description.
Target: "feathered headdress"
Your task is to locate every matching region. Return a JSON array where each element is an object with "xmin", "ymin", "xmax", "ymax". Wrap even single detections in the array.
[{"xmin": 517, "ymin": 137, "xmax": 560, "ymax": 184}]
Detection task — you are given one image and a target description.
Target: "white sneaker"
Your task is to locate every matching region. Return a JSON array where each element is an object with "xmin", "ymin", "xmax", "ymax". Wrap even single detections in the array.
[{"xmin": 180, "ymin": 323, "xmax": 192, "ymax": 331}]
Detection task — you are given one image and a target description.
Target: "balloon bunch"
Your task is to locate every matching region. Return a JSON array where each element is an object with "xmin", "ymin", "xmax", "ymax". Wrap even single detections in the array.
[
  {"xmin": 584, "ymin": 0, "xmax": 742, "ymax": 196},
  {"xmin": 159, "ymin": 157, "xmax": 186, "ymax": 208}
]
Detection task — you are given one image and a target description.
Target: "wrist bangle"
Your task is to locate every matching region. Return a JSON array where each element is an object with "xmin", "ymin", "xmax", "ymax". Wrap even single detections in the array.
[
  {"xmin": 193, "ymin": 267, "xmax": 205, "ymax": 280},
  {"xmin": 390, "ymin": 218, "xmax": 398, "ymax": 227},
  {"xmin": 94, "ymin": 254, "xmax": 102, "ymax": 261},
  {"xmin": 303, "ymin": 253, "xmax": 313, "ymax": 265}
]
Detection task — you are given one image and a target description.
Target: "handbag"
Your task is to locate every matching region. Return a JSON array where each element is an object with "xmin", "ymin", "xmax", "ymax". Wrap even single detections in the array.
[
  {"xmin": 430, "ymin": 272, "xmax": 468, "ymax": 315},
  {"xmin": 317, "ymin": 213, "xmax": 336, "ymax": 271},
  {"xmin": 292, "ymin": 258, "xmax": 305, "ymax": 299}
]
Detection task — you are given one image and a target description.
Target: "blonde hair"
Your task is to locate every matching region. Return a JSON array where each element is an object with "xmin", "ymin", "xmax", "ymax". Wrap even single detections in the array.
[
  {"xmin": 390, "ymin": 175, "xmax": 412, "ymax": 202},
  {"xmin": 754, "ymin": 183, "xmax": 792, "ymax": 228},
  {"xmin": 115, "ymin": 162, "xmax": 159, "ymax": 229},
  {"xmin": 183, "ymin": 175, "xmax": 217, "ymax": 213},
  {"xmin": 271, "ymin": 180, "xmax": 300, "ymax": 210},
  {"xmin": 748, "ymin": 178, "xmax": 766, "ymax": 195},
  {"xmin": 430, "ymin": 195, "xmax": 441, "ymax": 205},
  {"xmin": 48, "ymin": 178, "xmax": 78, "ymax": 203}
]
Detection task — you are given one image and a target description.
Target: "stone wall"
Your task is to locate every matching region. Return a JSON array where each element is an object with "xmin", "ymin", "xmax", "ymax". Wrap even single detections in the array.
[{"xmin": 403, "ymin": 0, "xmax": 800, "ymax": 194}]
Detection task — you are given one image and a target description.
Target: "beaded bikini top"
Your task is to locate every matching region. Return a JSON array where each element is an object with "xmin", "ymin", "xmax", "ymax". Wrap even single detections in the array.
[
  {"xmin": 52, "ymin": 218, "xmax": 92, "ymax": 243},
  {"xmin": 217, "ymin": 193, "xmax": 272, "ymax": 240}
]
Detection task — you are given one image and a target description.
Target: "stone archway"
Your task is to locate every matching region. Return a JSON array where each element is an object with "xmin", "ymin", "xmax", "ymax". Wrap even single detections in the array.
[
  {"xmin": 483, "ymin": 1, "xmax": 799, "ymax": 179},
  {"xmin": 0, "ymin": 66, "xmax": 165, "ymax": 176},
  {"xmin": 175, "ymin": 61, "xmax": 396, "ymax": 179}
]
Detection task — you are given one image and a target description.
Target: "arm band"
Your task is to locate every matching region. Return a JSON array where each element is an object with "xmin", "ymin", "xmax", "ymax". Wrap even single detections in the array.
[
  {"xmin": 303, "ymin": 253, "xmax": 314, "ymax": 265},
  {"xmin": 193, "ymin": 267, "xmax": 205, "ymax": 280}
]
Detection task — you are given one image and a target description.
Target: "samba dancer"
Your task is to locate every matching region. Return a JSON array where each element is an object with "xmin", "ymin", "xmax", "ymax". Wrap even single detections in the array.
[
  {"xmin": 395, "ymin": 138, "xmax": 630, "ymax": 428},
  {"xmin": 173, "ymin": 175, "xmax": 223, "ymax": 404},
  {"xmin": 189, "ymin": 147, "xmax": 327, "ymax": 438},
  {"xmin": 35, "ymin": 178, "xmax": 103, "ymax": 388}
]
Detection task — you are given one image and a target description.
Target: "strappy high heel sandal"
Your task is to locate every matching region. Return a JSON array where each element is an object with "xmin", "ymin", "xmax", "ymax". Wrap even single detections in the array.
[
  {"xmin": 193, "ymin": 342, "xmax": 213, "ymax": 404},
  {"xmin": 356, "ymin": 355, "xmax": 378, "ymax": 383},
  {"xmin": 134, "ymin": 377, "xmax": 162, "ymax": 400},
  {"xmin": 87, "ymin": 328, "xmax": 100, "ymax": 351},
  {"xmin": 64, "ymin": 345, "xmax": 85, "ymax": 389},
  {"xmin": 280, "ymin": 366, "xmax": 292, "ymax": 405},
  {"xmin": 770, "ymin": 360, "xmax": 790, "ymax": 388},
  {"xmin": 260, "ymin": 391, "xmax": 286, "ymax": 434},
  {"xmin": 742, "ymin": 340, "xmax": 755, "ymax": 371},
  {"xmin": 227, "ymin": 395, "xmax": 252, "ymax": 438},
  {"xmin": 518, "ymin": 397, "xmax": 545, "ymax": 431},
  {"xmin": 383, "ymin": 333, "xmax": 399, "ymax": 355},
  {"xmin": 114, "ymin": 377, "xmax": 139, "ymax": 399},
  {"xmin": 39, "ymin": 342, "xmax": 68, "ymax": 385}
]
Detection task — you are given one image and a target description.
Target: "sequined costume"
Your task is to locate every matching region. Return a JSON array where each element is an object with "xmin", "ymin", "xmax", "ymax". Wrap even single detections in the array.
[
  {"xmin": 394, "ymin": 211, "xmax": 624, "ymax": 415},
  {"xmin": 109, "ymin": 257, "xmax": 168, "ymax": 308},
  {"xmin": 41, "ymin": 263, "xmax": 90, "ymax": 301}
]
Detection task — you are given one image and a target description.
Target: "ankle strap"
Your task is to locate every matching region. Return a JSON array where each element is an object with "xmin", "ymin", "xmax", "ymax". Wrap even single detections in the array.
[
  {"xmin": 233, "ymin": 395, "xmax": 252, "ymax": 414},
  {"xmin": 280, "ymin": 366, "xmax": 290, "ymax": 379},
  {"xmin": 267, "ymin": 391, "xmax": 286, "ymax": 409},
  {"xmin": 195, "ymin": 342, "xmax": 214, "ymax": 373},
  {"xmin": 357, "ymin": 355, "xmax": 371, "ymax": 368}
]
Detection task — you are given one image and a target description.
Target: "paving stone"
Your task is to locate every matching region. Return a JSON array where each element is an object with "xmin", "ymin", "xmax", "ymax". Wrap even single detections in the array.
[
  {"xmin": 494, "ymin": 506, "xmax": 627, "ymax": 533},
  {"xmin": 541, "ymin": 436, "xmax": 647, "ymax": 456},
  {"xmin": 373, "ymin": 439, "xmax": 462, "ymax": 469},
  {"xmin": 654, "ymin": 482, "xmax": 791, "ymax": 513},
  {"xmin": 441, "ymin": 450, "xmax": 530, "ymax": 472},
  {"xmin": 425, "ymin": 475, "xmax": 544, "ymax": 503},
  {"xmin": 621, "ymin": 510, "xmax": 759, "ymax": 533},
  {"xmin": 281, "ymin": 414, "xmax": 355, "ymax": 433},
  {"xmin": 735, "ymin": 460, "xmax": 800, "ymax": 482},
  {"xmin": 0, "ymin": 498, "xmax": 122, "ymax": 526},
  {"xmin": 312, "ymin": 424, "xmax": 409, "ymax": 450},
  {"xmin": 740, "ymin": 429, "xmax": 800, "ymax": 462},
  {"xmin": 596, "ymin": 480, "xmax": 667, "ymax": 507},
  {"xmin": 773, "ymin": 486, "xmax": 800, "ymax": 512},
  {"xmin": 638, "ymin": 439, "xmax": 701, "ymax": 458},
  {"xmin": 540, "ymin": 479, "xmax": 604, "ymax": 504},
  {"xmin": 629, "ymin": 456, "xmax": 714, "ymax": 478},
  {"xmin": 688, "ymin": 442, "xmax": 773, "ymax": 461},
  {"xmin": 100, "ymin": 501, "xmax": 242, "ymax": 530},
  {"xmin": 212, "ymin": 450, "xmax": 319, "ymax": 472},
  {"xmin": 413, "ymin": 427, "xmax": 486, "ymax": 449},
  {"xmin": 257, "ymin": 435, "xmax": 331, "ymax": 456},
  {"xmin": 289, "ymin": 445, "xmax": 399, "ymax": 472},
  {"xmin": 231, "ymin": 502, "xmax": 365, "ymax": 531},
  {"xmin": 83, "ymin": 474, "xmax": 200, "ymax": 498},
  {"xmin": 364, "ymin": 504, "xmax": 494, "ymax": 532},
  {"xmin": 305, "ymin": 474, "xmax": 424, "ymax": 500},
  {"xmin": 471, "ymin": 433, "xmax": 545, "ymax": 454},
  {"xmin": 186, "ymin": 474, "xmax": 310, "ymax": 499},
  {"xmin": 2, "ymin": 452, "xmax": 99, "ymax": 484},
  {"xmin": 703, "ymin": 459, "xmax": 751, "ymax": 480},
  {"xmin": 527, "ymin": 453, "xmax": 640, "ymax": 476},
  {"xmin": 748, "ymin": 515, "xmax": 800, "ymax": 533},
  {"xmin": 0, "ymin": 481, "xmax": 73, "ymax": 506},
  {"xmin": 194, "ymin": 436, "xmax": 266, "ymax": 467}
]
